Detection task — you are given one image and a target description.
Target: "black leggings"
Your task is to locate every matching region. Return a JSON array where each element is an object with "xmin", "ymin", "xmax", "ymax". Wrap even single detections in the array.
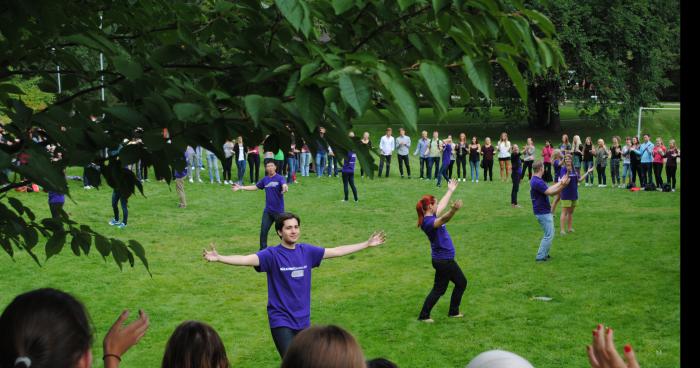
[
  {"xmin": 653, "ymin": 163, "xmax": 664, "ymax": 187},
  {"xmin": 511, "ymin": 169, "xmax": 520, "ymax": 205},
  {"xmin": 523, "ymin": 160, "xmax": 534, "ymax": 179},
  {"xmin": 248, "ymin": 154, "xmax": 260, "ymax": 183},
  {"xmin": 342, "ymin": 172, "xmax": 358, "ymax": 201},
  {"xmin": 419, "ymin": 259, "xmax": 467, "ymax": 319},
  {"xmin": 543, "ymin": 162, "xmax": 553, "ymax": 182},
  {"xmin": 596, "ymin": 164, "xmax": 606, "ymax": 185},
  {"xmin": 630, "ymin": 161, "xmax": 639, "ymax": 186},
  {"xmin": 640, "ymin": 163, "xmax": 652, "ymax": 187},
  {"xmin": 271, "ymin": 327, "xmax": 302, "ymax": 358},
  {"xmin": 49, "ymin": 203, "xmax": 64, "ymax": 220},
  {"xmin": 666, "ymin": 165, "xmax": 677, "ymax": 189},
  {"xmin": 456, "ymin": 156, "xmax": 467, "ymax": 179},
  {"xmin": 482, "ymin": 159, "xmax": 493, "ymax": 181},
  {"xmin": 448, "ymin": 160, "xmax": 455, "ymax": 178},
  {"xmin": 397, "ymin": 154, "xmax": 411, "ymax": 177},
  {"xmin": 223, "ymin": 156, "xmax": 233, "ymax": 181}
]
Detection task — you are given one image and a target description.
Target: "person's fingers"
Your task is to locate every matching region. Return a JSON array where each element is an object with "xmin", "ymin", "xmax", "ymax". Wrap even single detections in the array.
[
  {"xmin": 587, "ymin": 345, "xmax": 601, "ymax": 368},
  {"xmin": 593, "ymin": 324, "xmax": 607, "ymax": 363},
  {"xmin": 110, "ymin": 310, "xmax": 129, "ymax": 331},
  {"xmin": 605, "ymin": 327, "xmax": 627, "ymax": 367},
  {"xmin": 623, "ymin": 344, "xmax": 639, "ymax": 368}
]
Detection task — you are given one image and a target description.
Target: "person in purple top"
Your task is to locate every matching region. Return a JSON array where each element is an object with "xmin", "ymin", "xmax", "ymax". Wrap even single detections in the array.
[
  {"xmin": 529, "ymin": 160, "xmax": 570, "ymax": 262},
  {"xmin": 416, "ymin": 179, "xmax": 467, "ymax": 322},
  {"xmin": 341, "ymin": 149, "xmax": 358, "ymax": 202},
  {"xmin": 232, "ymin": 161, "xmax": 289, "ymax": 249},
  {"xmin": 557, "ymin": 154, "xmax": 594, "ymax": 235},
  {"xmin": 436, "ymin": 137, "xmax": 452, "ymax": 187},
  {"xmin": 48, "ymin": 191, "xmax": 65, "ymax": 220},
  {"xmin": 202, "ymin": 212, "xmax": 386, "ymax": 358}
]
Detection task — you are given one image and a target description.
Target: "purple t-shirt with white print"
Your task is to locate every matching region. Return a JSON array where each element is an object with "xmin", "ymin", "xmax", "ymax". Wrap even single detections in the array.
[
  {"xmin": 421, "ymin": 216, "xmax": 456, "ymax": 260},
  {"xmin": 442, "ymin": 144, "xmax": 452, "ymax": 167},
  {"xmin": 256, "ymin": 174, "xmax": 286, "ymax": 214},
  {"xmin": 256, "ymin": 243, "xmax": 326, "ymax": 329},
  {"xmin": 342, "ymin": 151, "xmax": 357, "ymax": 174},
  {"xmin": 559, "ymin": 167, "xmax": 579, "ymax": 200},
  {"xmin": 529, "ymin": 176, "xmax": 551, "ymax": 215}
]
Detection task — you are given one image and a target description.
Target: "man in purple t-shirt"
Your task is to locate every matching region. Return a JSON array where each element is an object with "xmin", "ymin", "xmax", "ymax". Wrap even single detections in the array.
[
  {"xmin": 529, "ymin": 160, "xmax": 570, "ymax": 261},
  {"xmin": 203, "ymin": 212, "xmax": 386, "ymax": 358},
  {"xmin": 232, "ymin": 161, "xmax": 289, "ymax": 249}
]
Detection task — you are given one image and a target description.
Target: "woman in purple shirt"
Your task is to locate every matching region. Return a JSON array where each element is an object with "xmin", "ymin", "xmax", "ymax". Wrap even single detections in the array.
[
  {"xmin": 558, "ymin": 154, "xmax": 594, "ymax": 235},
  {"xmin": 203, "ymin": 213, "xmax": 385, "ymax": 358},
  {"xmin": 416, "ymin": 179, "xmax": 467, "ymax": 322},
  {"xmin": 436, "ymin": 137, "xmax": 452, "ymax": 187},
  {"xmin": 341, "ymin": 149, "xmax": 358, "ymax": 202}
]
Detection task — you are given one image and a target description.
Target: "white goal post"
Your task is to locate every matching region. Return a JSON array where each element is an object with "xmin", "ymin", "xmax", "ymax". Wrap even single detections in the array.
[{"xmin": 637, "ymin": 106, "xmax": 680, "ymax": 139}]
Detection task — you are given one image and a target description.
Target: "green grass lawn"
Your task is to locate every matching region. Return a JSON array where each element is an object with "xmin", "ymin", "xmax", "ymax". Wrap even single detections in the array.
[
  {"xmin": 0, "ymin": 153, "xmax": 680, "ymax": 367},
  {"xmin": 0, "ymin": 112, "xmax": 681, "ymax": 367}
]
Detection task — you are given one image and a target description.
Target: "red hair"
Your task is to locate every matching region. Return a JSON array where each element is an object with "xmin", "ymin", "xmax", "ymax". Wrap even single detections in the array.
[{"xmin": 416, "ymin": 195, "xmax": 435, "ymax": 227}]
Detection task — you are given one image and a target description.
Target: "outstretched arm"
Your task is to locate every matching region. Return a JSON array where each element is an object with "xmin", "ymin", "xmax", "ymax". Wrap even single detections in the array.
[
  {"xmin": 436, "ymin": 179, "xmax": 458, "ymax": 215},
  {"xmin": 579, "ymin": 166, "xmax": 595, "ymax": 182},
  {"xmin": 323, "ymin": 231, "xmax": 386, "ymax": 259},
  {"xmin": 433, "ymin": 199, "xmax": 462, "ymax": 228},
  {"xmin": 232, "ymin": 183, "xmax": 258, "ymax": 192},
  {"xmin": 544, "ymin": 175, "xmax": 570, "ymax": 196},
  {"xmin": 203, "ymin": 245, "xmax": 260, "ymax": 266}
]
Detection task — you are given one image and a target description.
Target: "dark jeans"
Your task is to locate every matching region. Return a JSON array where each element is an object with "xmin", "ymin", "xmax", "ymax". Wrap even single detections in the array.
[
  {"xmin": 523, "ymin": 160, "xmax": 534, "ymax": 179},
  {"xmin": 436, "ymin": 161, "xmax": 451, "ymax": 186},
  {"xmin": 378, "ymin": 155, "xmax": 392, "ymax": 177},
  {"xmin": 397, "ymin": 154, "xmax": 411, "ymax": 177},
  {"xmin": 630, "ymin": 161, "xmax": 640, "ymax": 186},
  {"xmin": 418, "ymin": 157, "xmax": 428, "ymax": 178},
  {"xmin": 583, "ymin": 161, "xmax": 594, "ymax": 184},
  {"xmin": 448, "ymin": 160, "xmax": 455, "ymax": 178},
  {"xmin": 543, "ymin": 162, "xmax": 553, "ymax": 182},
  {"xmin": 275, "ymin": 160, "xmax": 285, "ymax": 175},
  {"xmin": 260, "ymin": 211, "xmax": 279, "ymax": 250},
  {"xmin": 666, "ymin": 165, "xmax": 677, "ymax": 189},
  {"xmin": 610, "ymin": 158, "xmax": 620, "ymax": 185},
  {"xmin": 640, "ymin": 162, "xmax": 652, "ymax": 187},
  {"xmin": 419, "ymin": 259, "xmax": 467, "ymax": 319},
  {"xmin": 248, "ymin": 154, "xmax": 260, "ymax": 183},
  {"xmin": 653, "ymin": 163, "xmax": 664, "ymax": 187},
  {"xmin": 596, "ymin": 164, "xmax": 606, "ymax": 185},
  {"xmin": 236, "ymin": 159, "xmax": 246, "ymax": 184},
  {"xmin": 482, "ymin": 159, "xmax": 493, "ymax": 181},
  {"xmin": 111, "ymin": 191, "xmax": 128, "ymax": 224},
  {"xmin": 223, "ymin": 156, "xmax": 233, "ymax": 181},
  {"xmin": 426, "ymin": 157, "xmax": 440, "ymax": 180},
  {"xmin": 511, "ymin": 170, "xmax": 520, "ymax": 205},
  {"xmin": 342, "ymin": 172, "xmax": 358, "ymax": 201},
  {"xmin": 270, "ymin": 327, "xmax": 302, "ymax": 358},
  {"xmin": 456, "ymin": 156, "xmax": 467, "ymax": 179},
  {"xmin": 327, "ymin": 156, "xmax": 338, "ymax": 176},
  {"xmin": 49, "ymin": 202, "xmax": 64, "ymax": 220}
]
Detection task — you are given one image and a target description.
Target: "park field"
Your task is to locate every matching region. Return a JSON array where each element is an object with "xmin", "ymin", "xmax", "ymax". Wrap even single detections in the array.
[{"xmin": 0, "ymin": 113, "xmax": 680, "ymax": 367}]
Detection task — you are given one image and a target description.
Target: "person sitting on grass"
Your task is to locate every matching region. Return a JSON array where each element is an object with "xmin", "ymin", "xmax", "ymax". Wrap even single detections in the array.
[
  {"xmin": 203, "ymin": 213, "xmax": 386, "ymax": 358},
  {"xmin": 0, "ymin": 288, "xmax": 149, "ymax": 368}
]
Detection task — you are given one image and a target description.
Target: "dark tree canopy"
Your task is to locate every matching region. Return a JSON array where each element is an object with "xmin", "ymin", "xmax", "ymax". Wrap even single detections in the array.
[{"xmin": 0, "ymin": 0, "xmax": 562, "ymax": 268}]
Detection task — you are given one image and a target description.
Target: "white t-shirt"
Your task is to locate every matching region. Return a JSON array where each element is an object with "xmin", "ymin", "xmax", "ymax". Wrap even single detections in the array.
[
  {"xmin": 238, "ymin": 145, "xmax": 245, "ymax": 161},
  {"xmin": 379, "ymin": 135, "xmax": 396, "ymax": 156},
  {"xmin": 497, "ymin": 141, "xmax": 511, "ymax": 158}
]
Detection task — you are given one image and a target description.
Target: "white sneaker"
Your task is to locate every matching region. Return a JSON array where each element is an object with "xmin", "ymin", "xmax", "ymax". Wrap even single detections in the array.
[
  {"xmin": 198, "ymin": 178, "xmax": 203, "ymax": 183},
  {"xmin": 476, "ymin": 179, "xmax": 479, "ymax": 183},
  {"xmin": 672, "ymin": 189, "xmax": 676, "ymax": 192},
  {"xmin": 189, "ymin": 178, "xmax": 194, "ymax": 183}
]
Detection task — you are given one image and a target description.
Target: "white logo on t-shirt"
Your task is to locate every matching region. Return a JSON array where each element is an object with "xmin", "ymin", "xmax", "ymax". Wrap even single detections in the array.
[
  {"xmin": 291, "ymin": 269, "xmax": 304, "ymax": 278},
  {"xmin": 265, "ymin": 181, "xmax": 279, "ymax": 188}
]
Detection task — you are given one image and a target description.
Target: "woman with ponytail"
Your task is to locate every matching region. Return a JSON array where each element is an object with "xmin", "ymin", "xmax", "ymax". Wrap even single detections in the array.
[
  {"xmin": 0, "ymin": 288, "xmax": 148, "ymax": 368},
  {"xmin": 416, "ymin": 179, "xmax": 468, "ymax": 323}
]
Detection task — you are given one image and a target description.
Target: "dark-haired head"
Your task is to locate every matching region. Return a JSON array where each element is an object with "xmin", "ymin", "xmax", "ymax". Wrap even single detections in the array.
[
  {"xmin": 367, "ymin": 357, "xmax": 399, "ymax": 368},
  {"xmin": 0, "ymin": 288, "xmax": 93, "ymax": 368},
  {"xmin": 275, "ymin": 213, "xmax": 301, "ymax": 235},
  {"xmin": 161, "ymin": 321, "xmax": 229, "ymax": 368},
  {"xmin": 281, "ymin": 325, "xmax": 365, "ymax": 368}
]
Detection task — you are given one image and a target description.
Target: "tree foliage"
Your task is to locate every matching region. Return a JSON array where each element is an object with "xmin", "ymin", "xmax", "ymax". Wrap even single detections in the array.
[{"xmin": 0, "ymin": 0, "xmax": 562, "ymax": 267}]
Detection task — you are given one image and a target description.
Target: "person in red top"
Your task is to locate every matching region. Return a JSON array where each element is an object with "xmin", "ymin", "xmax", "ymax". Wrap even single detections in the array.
[
  {"xmin": 652, "ymin": 137, "xmax": 666, "ymax": 188},
  {"xmin": 541, "ymin": 140, "xmax": 554, "ymax": 182}
]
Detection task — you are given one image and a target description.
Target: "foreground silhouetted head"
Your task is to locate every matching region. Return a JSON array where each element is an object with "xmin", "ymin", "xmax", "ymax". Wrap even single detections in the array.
[
  {"xmin": 281, "ymin": 325, "xmax": 365, "ymax": 368},
  {"xmin": 161, "ymin": 321, "xmax": 229, "ymax": 368}
]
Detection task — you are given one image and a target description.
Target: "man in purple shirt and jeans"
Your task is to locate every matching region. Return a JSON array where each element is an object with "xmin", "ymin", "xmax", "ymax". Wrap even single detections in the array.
[
  {"xmin": 203, "ymin": 212, "xmax": 386, "ymax": 358},
  {"xmin": 529, "ymin": 160, "xmax": 570, "ymax": 261},
  {"xmin": 232, "ymin": 161, "xmax": 289, "ymax": 249}
]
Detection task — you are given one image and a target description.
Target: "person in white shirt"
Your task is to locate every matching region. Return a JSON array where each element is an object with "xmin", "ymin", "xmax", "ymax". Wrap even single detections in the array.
[
  {"xmin": 378, "ymin": 127, "xmax": 395, "ymax": 177},
  {"xmin": 395, "ymin": 127, "xmax": 412, "ymax": 178},
  {"xmin": 497, "ymin": 132, "xmax": 512, "ymax": 182}
]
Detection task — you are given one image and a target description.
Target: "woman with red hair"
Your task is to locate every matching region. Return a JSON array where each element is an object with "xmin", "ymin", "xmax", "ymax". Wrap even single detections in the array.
[{"xmin": 416, "ymin": 179, "xmax": 467, "ymax": 323}]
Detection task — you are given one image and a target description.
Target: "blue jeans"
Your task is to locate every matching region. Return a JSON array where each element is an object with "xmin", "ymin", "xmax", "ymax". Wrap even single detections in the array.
[
  {"xmin": 436, "ymin": 162, "xmax": 450, "ymax": 186},
  {"xmin": 287, "ymin": 157, "xmax": 297, "ymax": 182},
  {"xmin": 195, "ymin": 146, "xmax": 203, "ymax": 168},
  {"xmin": 535, "ymin": 213, "xmax": 554, "ymax": 260},
  {"xmin": 300, "ymin": 152, "xmax": 311, "ymax": 176},
  {"xmin": 622, "ymin": 163, "xmax": 631, "ymax": 183},
  {"xmin": 111, "ymin": 191, "xmax": 128, "ymax": 225},
  {"xmin": 187, "ymin": 152, "xmax": 201, "ymax": 180},
  {"xmin": 236, "ymin": 159, "xmax": 246, "ymax": 185},
  {"xmin": 427, "ymin": 157, "xmax": 440, "ymax": 180},
  {"xmin": 315, "ymin": 152, "xmax": 327, "ymax": 177},
  {"xmin": 326, "ymin": 156, "xmax": 337, "ymax": 176},
  {"xmin": 469, "ymin": 160, "xmax": 479, "ymax": 181},
  {"xmin": 583, "ymin": 161, "xmax": 594, "ymax": 184},
  {"xmin": 207, "ymin": 153, "xmax": 220, "ymax": 182}
]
